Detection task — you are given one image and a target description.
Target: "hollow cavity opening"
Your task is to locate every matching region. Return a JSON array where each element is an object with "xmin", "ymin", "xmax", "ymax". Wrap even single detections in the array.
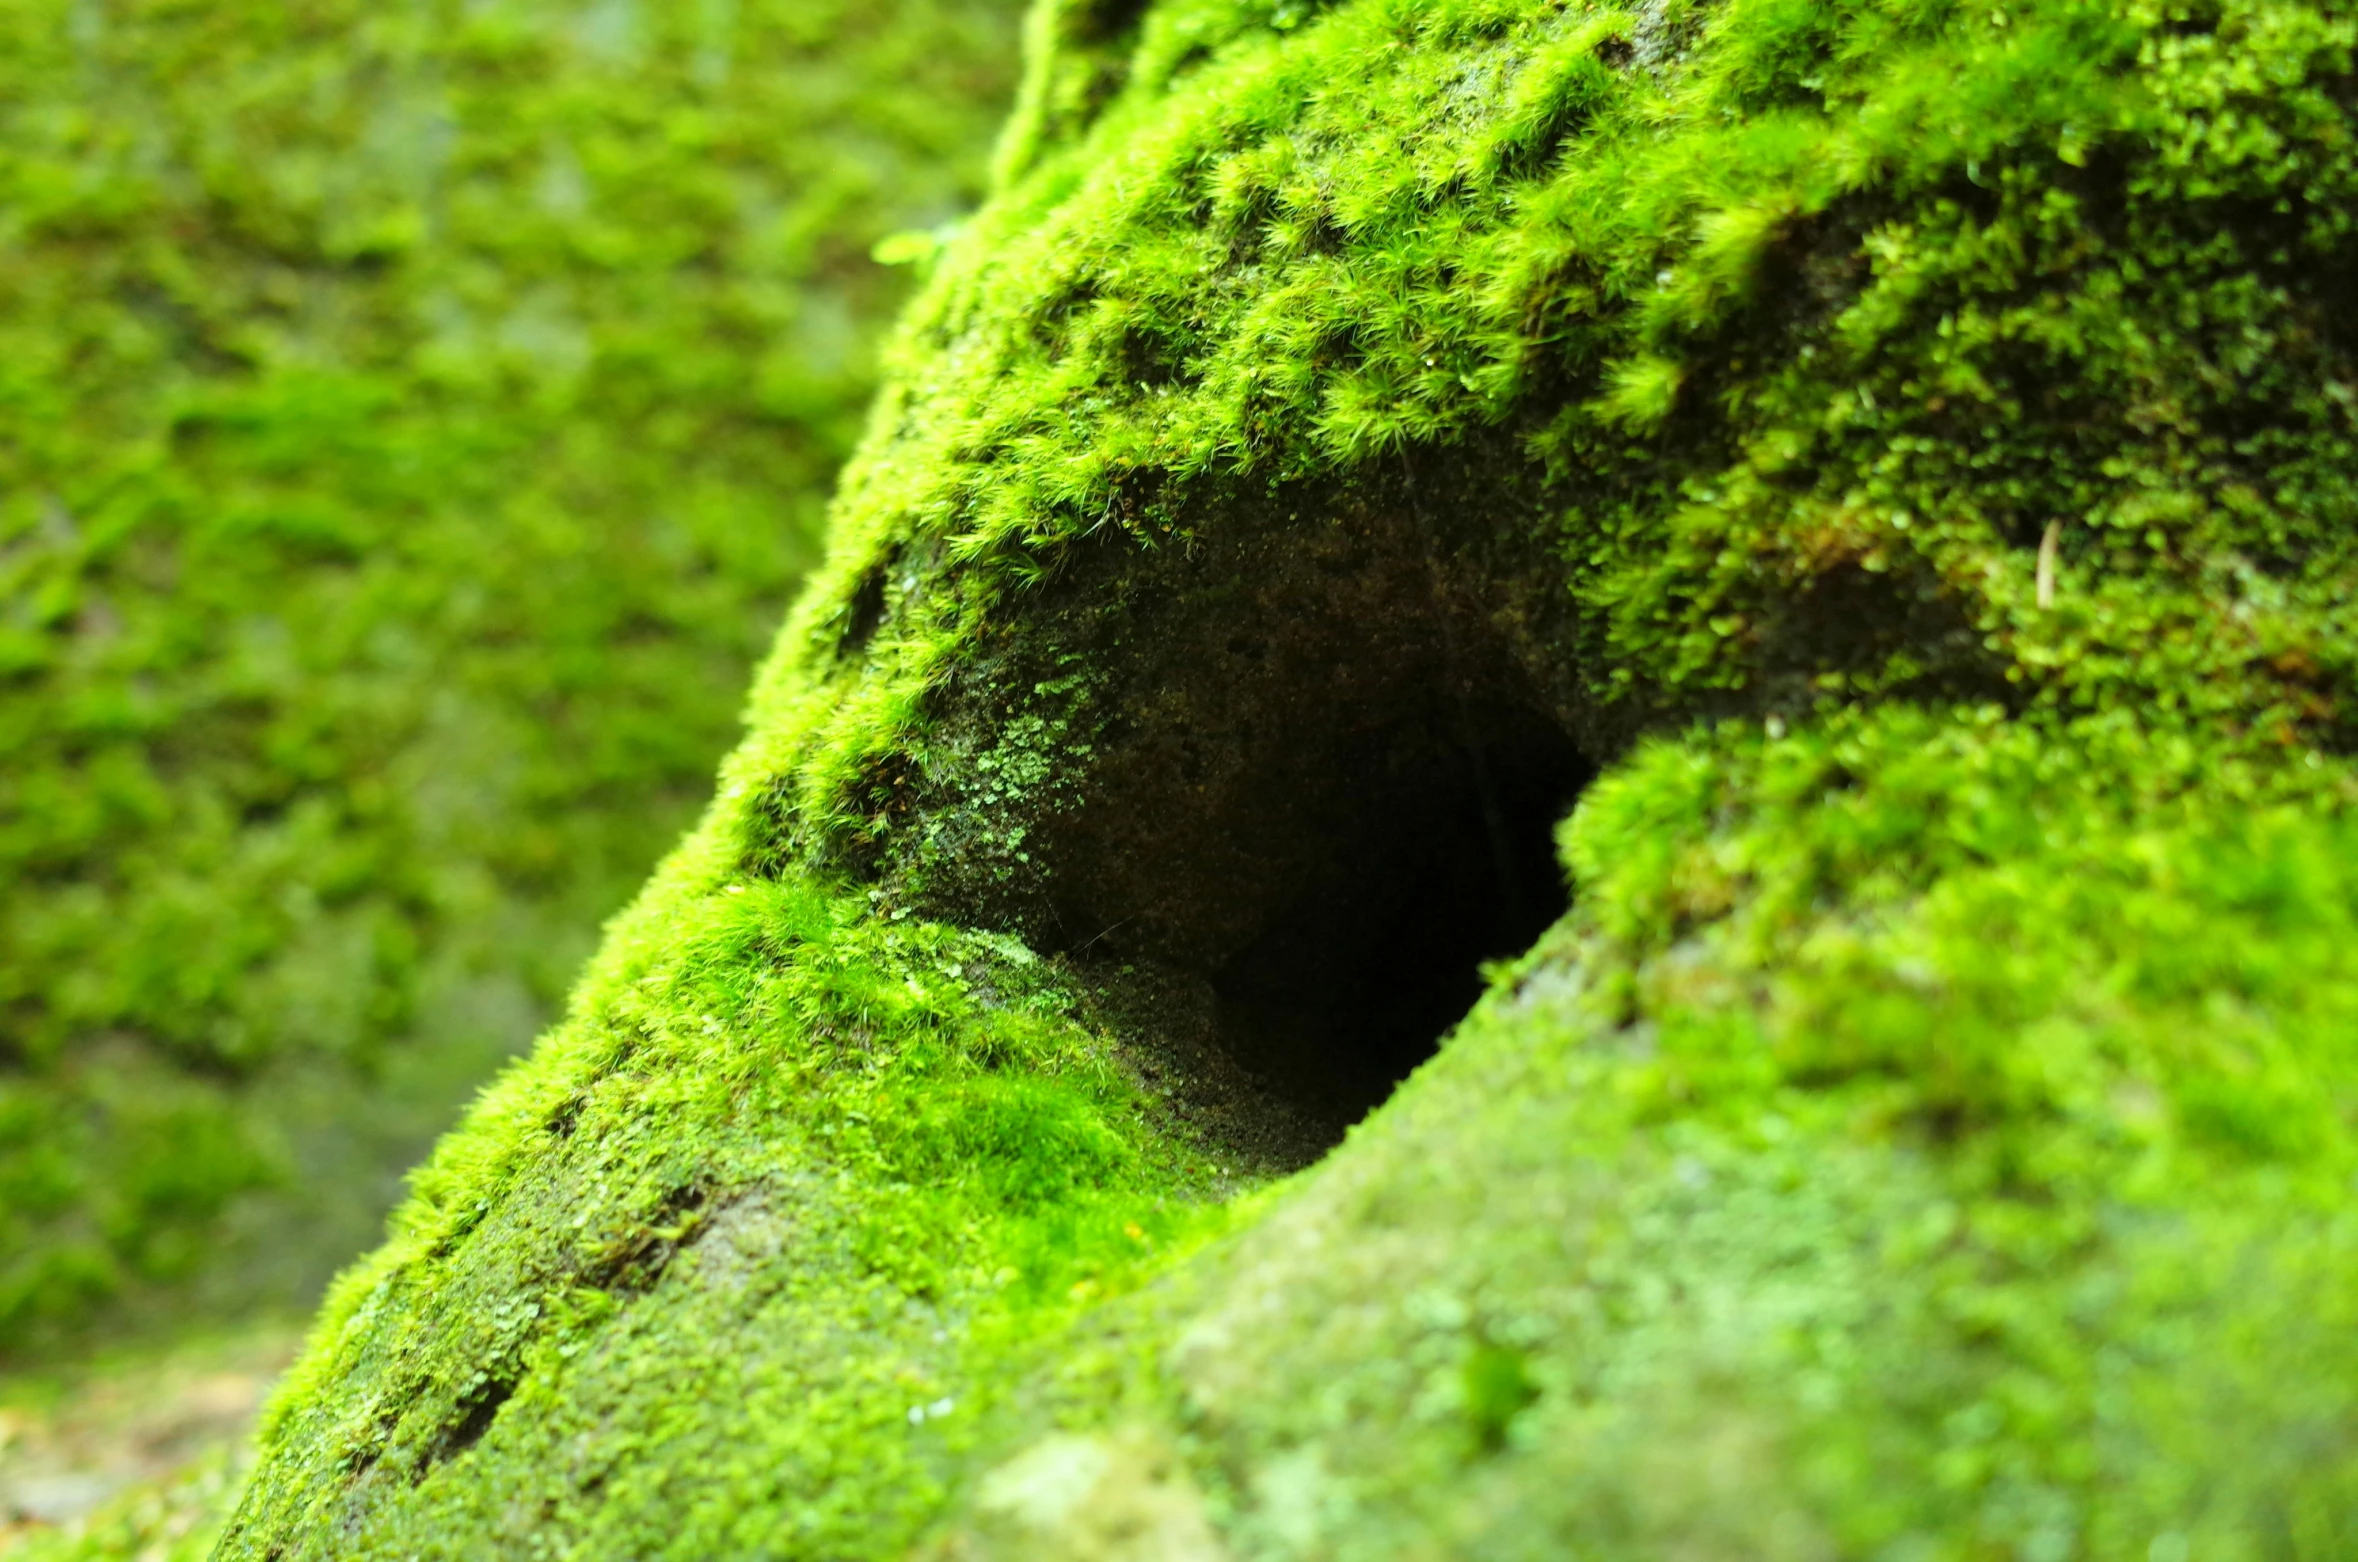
[
  {"xmin": 960, "ymin": 482, "xmax": 1598, "ymax": 1151},
  {"xmin": 1206, "ymin": 700, "xmax": 1586, "ymax": 1131}
]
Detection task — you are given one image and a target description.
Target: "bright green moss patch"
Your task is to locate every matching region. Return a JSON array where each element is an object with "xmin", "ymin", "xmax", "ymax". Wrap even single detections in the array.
[
  {"xmin": 0, "ymin": 0, "xmax": 1023, "ymax": 1345},
  {"xmin": 221, "ymin": 867, "xmax": 1255, "ymax": 1558},
  {"xmin": 1566, "ymin": 706, "xmax": 2358, "ymax": 1164}
]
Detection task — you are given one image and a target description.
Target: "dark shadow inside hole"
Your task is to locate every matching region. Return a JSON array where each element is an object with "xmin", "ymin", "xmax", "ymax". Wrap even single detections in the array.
[
  {"xmin": 915, "ymin": 468, "xmax": 1598, "ymax": 1162},
  {"xmin": 1070, "ymin": 0, "xmax": 1152, "ymax": 44},
  {"xmin": 1207, "ymin": 698, "xmax": 1587, "ymax": 1132}
]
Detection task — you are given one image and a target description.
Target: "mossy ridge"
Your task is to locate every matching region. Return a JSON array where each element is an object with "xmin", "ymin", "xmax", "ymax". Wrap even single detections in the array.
[
  {"xmin": 224, "ymin": 0, "xmax": 2358, "ymax": 1553},
  {"xmin": 0, "ymin": 0, "xmax": 1022, "ymax": 1344},
  {"xmin": 216, "ymin": 854, "xmax": 1275, "ymax": 1558},
  {"xmin": 750, "ymin": 0, "xmax": 2358, "ymax": 876},
  {"xmin": 928, "ymin": 706, "xmax": 2358, "ymax": 1557}
]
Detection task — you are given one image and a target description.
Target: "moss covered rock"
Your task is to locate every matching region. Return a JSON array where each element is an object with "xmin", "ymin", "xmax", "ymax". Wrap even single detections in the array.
[
  {"xmin": 0, "ymin": 0, "xmax": 1020, "ymax": 1345},
  {"xmin": 224, "ymin": 0, "xmax": 2358, "ymax": 1554}
]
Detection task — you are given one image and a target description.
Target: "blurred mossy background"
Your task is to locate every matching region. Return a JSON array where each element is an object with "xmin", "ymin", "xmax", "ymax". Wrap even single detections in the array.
[{"xmin": 0, "ymin": 0, "xmax": 1020, "ymax": 1384}]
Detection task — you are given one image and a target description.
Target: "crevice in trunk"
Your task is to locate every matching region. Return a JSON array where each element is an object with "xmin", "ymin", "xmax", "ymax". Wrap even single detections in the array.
[
  {"xmin": 881, "ymin": 458, "xmax": 1596, "ymax": 1153},
  {"xmin": 1203, "ymin": 697, "xmax": 1584, "ymax": 1131}
]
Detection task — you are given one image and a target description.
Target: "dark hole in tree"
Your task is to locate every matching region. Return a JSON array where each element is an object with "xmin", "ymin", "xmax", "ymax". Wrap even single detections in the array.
[
  {"xmin": 1206, "ymin": 699, "xmax": 1586, "ymax": 1130},
  {"xmin": 420, "ymin": 1373, "xmax": 516, "ymax": 1477},
  {"xmin": 977, "ymin": 477, "xmax": 1595, "ymax": 1153},
  {"xmin": 1070, "ymin": 0, "xmax": 1153, "ymax": 44}
]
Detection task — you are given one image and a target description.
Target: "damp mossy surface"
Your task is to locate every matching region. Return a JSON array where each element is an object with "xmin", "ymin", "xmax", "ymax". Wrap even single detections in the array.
[
  {"xmin": 223, "ymin": 0, "xmax": 2358, "ymax": 1554},
  {"xmin": 0, "ymin": 0, "xmax": 1022, "ymax": 1348}
]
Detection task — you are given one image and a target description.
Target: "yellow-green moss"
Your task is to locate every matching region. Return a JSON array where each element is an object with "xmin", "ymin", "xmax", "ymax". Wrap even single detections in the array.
[
  {"xmin": 0, "ymin": 0, "xmax": 1023, "ymax": 1344},
  {"xmin": 751, "ymin": 0, "xmax": 2358, "ymax": 862}
]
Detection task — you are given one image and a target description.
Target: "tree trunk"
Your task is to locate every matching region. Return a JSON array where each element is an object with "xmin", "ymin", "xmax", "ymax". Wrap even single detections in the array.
[{"xmin": 221, "ymin": 0, "xmax": 2358, "ymax": 1554}]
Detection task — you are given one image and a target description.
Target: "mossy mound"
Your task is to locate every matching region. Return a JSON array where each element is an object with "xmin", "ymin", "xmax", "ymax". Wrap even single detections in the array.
[
  {"xmin": 0, "ymin": 0, "xmax": 1020, "ymax": 1345},
  {"xmin": 225, "ymin": 0, "xmax": 2358, "ymax": 1554}
]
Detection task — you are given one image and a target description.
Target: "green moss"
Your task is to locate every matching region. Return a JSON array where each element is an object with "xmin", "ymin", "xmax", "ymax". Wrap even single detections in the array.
[
  {"xmin": 1004, "ymin": 707, "xmax": 2358, "ymax": 1556},
  {"xmin": 733, "ymin": 0, "xmax": 2358, "ymax": 887},
  {"xmin": 223, "ymin": 864, "xmax": 1255, "ymax": 1556},
  {"xmin": 221, "ymin": 0, "xmax": 2358, "ymax": 1553},
  {"xmin": 14, "ymin": 1447, "xmax": 244, "ymax": 1562},
  {"xmin": 0, "ymin": 0, "xmax": 1023, "ymax": 1343}
]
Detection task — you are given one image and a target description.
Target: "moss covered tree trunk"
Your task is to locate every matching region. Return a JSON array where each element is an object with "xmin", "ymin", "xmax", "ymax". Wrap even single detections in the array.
[{"xmin": 221, "ymin": 0, "xmax": 2358, "ymax": 1554}]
